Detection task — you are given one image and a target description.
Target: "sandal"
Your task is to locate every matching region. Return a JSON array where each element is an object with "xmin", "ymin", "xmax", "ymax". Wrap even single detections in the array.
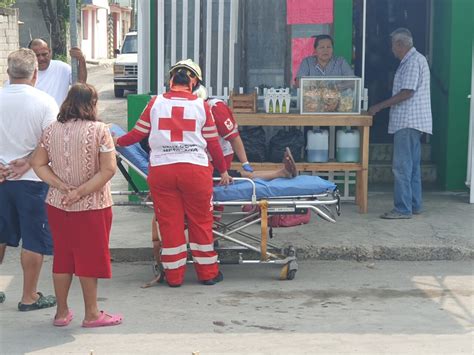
[
  {"xmin": 82, "ymin": 311, "xmax": 123, "ymax": 328},
  {"xmin": 18, "ymin": 292, "xmax": 56, "ymax": 312},
  {"xmin": 141, "ymin": 262, "xmax": 166, "ymax": 288},
  {"xmin": 283, "ymin": 147, "xmax": 298, "ymax": 178},
  {"xmin": 53, "ymin": 310, "xmax": 74, "ymax": 327}
]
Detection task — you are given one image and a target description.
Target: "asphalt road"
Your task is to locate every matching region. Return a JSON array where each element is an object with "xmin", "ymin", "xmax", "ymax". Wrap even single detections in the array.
[
  {"xmin": 88, "ymin": 63, "xmax": 129, "ymax": 128},
  {"xmin": 0, "ymin": 252, "xmax": 472, "ymax": 354}
]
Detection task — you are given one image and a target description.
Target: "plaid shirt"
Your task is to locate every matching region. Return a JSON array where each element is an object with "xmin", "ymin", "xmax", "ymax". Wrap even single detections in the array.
[{"xmin": 389, "ymin": 47, "xmax": 432, "ymax": 134}]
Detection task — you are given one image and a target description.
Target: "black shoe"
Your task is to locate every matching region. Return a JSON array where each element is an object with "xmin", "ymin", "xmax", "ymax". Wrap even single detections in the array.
[
  {"xmin": 167, "ymin": 282, "xmax": 182, "ymax": 288},
  {"xmin": 18, "ymin": 292, "xmax": 56, "ymax": 311},
  {"xmin": 201, "ymin": 271, "xmax": 223, "ymax": 286}
]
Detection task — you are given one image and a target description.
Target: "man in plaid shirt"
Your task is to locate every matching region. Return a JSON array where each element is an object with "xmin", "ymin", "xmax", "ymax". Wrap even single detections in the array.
[{"xmin": 368, "ymin": 28, "xmax": 432, "ymax": 219}]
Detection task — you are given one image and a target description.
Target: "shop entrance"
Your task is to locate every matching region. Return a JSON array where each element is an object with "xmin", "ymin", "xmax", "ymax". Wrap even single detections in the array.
[{"xmin": 355, "ymin": 0, "xmax": 431, "ymax": 143}]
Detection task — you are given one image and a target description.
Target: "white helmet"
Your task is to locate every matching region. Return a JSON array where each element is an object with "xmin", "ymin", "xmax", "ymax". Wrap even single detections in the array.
[
  {"xmin": 193, "ymin": 85, "xmax": 208, "ymax": 100},
  {"xmin": 169, "ymin": 59, "xmax": 203, "ymax": 82}
]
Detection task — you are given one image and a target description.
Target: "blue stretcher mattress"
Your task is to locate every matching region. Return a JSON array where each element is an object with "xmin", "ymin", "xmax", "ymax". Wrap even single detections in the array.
[
  {"xmin": 110, "ymin": 124, "xmax": 150, "ymax": 176},
  {"xmin": 110, "ymin": 124, "xmax": 336, "ymax": 201}
]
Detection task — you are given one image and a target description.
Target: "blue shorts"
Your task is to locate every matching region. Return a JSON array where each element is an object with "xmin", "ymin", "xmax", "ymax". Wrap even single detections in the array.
[{"xmin": 0, "ymin": 180, "xmax": 53, "ymax": 255}]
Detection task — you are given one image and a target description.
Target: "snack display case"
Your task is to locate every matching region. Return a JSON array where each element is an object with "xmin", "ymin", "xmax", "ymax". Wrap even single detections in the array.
[{"xmin": 300, "ymin": 77, "xmax": 361, "ymax": 115}]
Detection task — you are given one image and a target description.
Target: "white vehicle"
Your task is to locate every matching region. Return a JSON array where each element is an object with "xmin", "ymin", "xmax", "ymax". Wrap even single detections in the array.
[{"xmin": 113, "ymin": 31, "xmax": 137, "ymax": 98}]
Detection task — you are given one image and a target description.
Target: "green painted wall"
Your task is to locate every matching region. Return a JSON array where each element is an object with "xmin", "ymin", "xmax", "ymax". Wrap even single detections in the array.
[
  {"xmin": 126, "ymin": 94, "xmax": 152, "ymax": 190},
  {"xmin": 431, "ymin": 0, "xmax": 473, "ymax": 190},
  {"xmin": 333, "ymin": 0, "xmax": 353, "ymax": 65}
]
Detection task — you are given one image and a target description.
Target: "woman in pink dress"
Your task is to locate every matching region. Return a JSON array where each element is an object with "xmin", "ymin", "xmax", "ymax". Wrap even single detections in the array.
[{"xmin": 31, "ymin": 83, "xmax": 122, "ymax": 328}]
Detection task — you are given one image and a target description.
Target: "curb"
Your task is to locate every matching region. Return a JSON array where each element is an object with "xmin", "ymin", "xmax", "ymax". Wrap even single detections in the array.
[{"xmin": 110, "ymin": 246, "xmax": 474, "ymax": 263}]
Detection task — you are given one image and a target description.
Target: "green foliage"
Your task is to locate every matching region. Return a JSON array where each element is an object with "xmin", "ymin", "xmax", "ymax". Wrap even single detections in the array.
[
  {"xmin": 53, "ymin": 53, "xmax": 69, "ymax": 64},
  {"xmin": 0, "ymin": 0, "xmax": 15, "ymax": 8}
]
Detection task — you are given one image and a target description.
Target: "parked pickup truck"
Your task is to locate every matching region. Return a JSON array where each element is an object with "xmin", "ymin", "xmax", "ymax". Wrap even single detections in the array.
[{"xmin": 113, "ymin": 31, "xmax": 137, "ymax": 98}]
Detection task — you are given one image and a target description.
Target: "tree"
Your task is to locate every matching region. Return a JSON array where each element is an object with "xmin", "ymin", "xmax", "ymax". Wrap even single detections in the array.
[
  {"xmin": 0, "ymin": 0, "xmax": 15, "ymax": 8},
  {"xmin": 37, "ymin": 0, "xmax": 70, "ymax": 57}
]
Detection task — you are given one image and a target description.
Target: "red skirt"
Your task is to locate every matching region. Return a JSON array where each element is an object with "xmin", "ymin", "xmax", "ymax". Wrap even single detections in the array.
[{"xmin": 47, "ymin": 205, "xmax": 113, "ymax": 278}]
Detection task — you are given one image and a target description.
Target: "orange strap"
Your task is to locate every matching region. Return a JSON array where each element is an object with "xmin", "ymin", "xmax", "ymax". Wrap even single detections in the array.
[{"xmin": 259, "ymin": 200, "xmax": 269, "ymax": 261}]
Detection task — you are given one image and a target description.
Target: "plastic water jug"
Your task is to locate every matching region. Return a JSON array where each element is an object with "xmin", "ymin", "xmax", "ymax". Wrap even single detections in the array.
[
  {"xmin": 336, "ymin": 128, "xmax": 360, "ymax": 162},
  {"xmin": 306, "ymin": 129, "xmax": 329, "ymax": 162}
]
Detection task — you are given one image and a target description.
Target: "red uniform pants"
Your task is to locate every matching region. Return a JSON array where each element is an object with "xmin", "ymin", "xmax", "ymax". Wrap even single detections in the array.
[{"xmin": 148, "ymin": 163, "xmax": 218, "ymax": 285}]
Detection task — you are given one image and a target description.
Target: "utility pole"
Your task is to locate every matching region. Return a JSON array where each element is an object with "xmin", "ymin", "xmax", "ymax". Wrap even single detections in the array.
[{"xmin": 69, "ymin": 0, "xmax": 78, "ymax": 83}]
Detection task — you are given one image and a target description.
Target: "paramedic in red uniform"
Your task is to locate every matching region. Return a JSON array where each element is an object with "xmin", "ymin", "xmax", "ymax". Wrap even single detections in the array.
[{"xmin": 115, "ymin": 59, "xmax": 232, "ymax": 287}]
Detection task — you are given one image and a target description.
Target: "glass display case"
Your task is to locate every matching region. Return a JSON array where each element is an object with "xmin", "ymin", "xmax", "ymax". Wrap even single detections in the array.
[{"xmin": 300, "ymin": 77, "xmax": 361, "ymax": 115}]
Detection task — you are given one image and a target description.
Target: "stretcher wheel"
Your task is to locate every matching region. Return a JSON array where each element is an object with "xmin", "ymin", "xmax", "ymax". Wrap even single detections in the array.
[
  {"xmin": 286, "ymin": 260, "xmax": 298, "ymax": 280},
  {"xmin": 286, "ymin": 269, "xmax": 297, "ymax": 280}
]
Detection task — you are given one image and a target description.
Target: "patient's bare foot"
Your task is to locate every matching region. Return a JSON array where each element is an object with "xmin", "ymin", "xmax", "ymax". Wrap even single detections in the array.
[
  {"xmin": 283, "ymin": 148, "xmax": 297, "ymax": 177},
  {"xmin": 279, "ymin": 168, "xmax": 292, "ymax": 178}
]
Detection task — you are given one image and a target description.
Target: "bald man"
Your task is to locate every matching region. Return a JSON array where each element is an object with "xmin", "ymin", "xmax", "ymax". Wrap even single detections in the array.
[{"xmin": 28, "ymin": 39, "xmax": 87, "ymax": 106}]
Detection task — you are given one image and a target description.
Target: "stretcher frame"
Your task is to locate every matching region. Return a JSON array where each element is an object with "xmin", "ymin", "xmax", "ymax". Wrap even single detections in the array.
[{"xmin": 113, "ymin": 151, "xmax": 341, "ymax": 280}]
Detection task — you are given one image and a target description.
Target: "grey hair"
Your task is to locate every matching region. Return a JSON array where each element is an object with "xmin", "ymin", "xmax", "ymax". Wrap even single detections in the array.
[
  {"xmin": 7, "ymin": 48, "xmax": 38, "ymax": 79},
  {"xmin": 391, "ymin": 28, "xmax": 413, "ymax": 48}
]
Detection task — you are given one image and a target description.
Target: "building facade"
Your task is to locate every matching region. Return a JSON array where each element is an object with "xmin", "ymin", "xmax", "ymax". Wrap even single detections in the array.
[{"xmin": 135, "ymin": 0, "xmax": 473, "ymax": 191}]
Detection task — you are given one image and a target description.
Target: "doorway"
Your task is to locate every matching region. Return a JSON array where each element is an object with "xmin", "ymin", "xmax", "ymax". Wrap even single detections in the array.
[{"xmin": 354, "ymin": 0, "xmax": 431, "ymax": 143}]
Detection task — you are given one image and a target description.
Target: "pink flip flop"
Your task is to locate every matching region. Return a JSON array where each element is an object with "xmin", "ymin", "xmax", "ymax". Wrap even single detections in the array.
[
  {"xmin": 53, "ymin": 310, "xmax": 74, "ymax": 327},
  {"xmin": 82, "ymin": 311, "xmax": 123, "ymax": 328}
]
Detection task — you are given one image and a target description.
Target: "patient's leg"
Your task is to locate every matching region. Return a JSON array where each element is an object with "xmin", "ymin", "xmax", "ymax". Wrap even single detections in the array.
[
  {"xmin": 240, "ymin": 147, "xmax": 298, "ymax": 180},
  {"xmin": 241, "ymin": 168, "xmax": 291, "ymax": 180}
]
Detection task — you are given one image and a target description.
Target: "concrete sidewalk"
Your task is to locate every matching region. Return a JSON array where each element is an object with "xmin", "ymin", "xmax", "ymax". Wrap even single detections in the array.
[{"xmin": 109, "ymin": 178, "xmax": 474, "ymax": 262}]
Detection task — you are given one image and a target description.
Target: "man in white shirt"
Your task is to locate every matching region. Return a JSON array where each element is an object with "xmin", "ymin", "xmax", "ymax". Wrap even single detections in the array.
[
  {"xmin": 28, "ymin": 38, "xmax": 87, "ymax": 106},
  {"xmin": 0, "ymin": 48, "xmax": 59, "ymax": 311}
]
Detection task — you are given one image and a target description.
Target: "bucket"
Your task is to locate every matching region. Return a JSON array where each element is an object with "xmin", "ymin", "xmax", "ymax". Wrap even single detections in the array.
[
  {"xmin": 306, "ymin": 129, "xmax": 329, "ymax": 162},
  {"xmin": 336, "ymin": 128, "xmax": 360, "ymax": 162}
]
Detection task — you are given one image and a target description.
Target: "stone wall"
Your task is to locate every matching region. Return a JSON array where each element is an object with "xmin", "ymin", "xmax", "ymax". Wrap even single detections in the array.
[{"xmin": 0, "ymin": 8, "xmax": 19, "ymax": 87}]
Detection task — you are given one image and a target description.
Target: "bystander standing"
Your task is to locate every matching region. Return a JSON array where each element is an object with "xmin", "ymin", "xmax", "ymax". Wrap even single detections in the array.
[{"xmin": 368, "ymin": 28, "xmax": 432, "ymax": 219}]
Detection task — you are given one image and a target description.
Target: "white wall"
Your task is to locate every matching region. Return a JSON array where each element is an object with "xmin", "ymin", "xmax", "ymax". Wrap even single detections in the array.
[
  {"xmin": 95, "ymin": 8, "xmax": 108, "ymax": 59},
  {"xmin": 0, "ymin": 8, "xmax": 19, "ymax": 87},
  {"xmin": 81, "ymin": 6, "xmax": 109, "ymax": 60},
  {"xmin": 81, "ymin": 8, "xmax": 93, "ymax": 60}
]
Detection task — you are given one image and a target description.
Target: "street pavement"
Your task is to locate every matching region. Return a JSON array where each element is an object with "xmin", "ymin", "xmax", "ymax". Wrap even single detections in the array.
[{"xmin": 0, "ymin": 253, "xmax": 472, "ymax": 354}]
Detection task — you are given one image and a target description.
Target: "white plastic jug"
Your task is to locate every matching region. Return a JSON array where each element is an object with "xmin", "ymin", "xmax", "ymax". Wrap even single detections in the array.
[
  {"xmin": 306, "ymin": 129, "xmax": 329, "ymax": 162},
  {"xmin": 336, "ymin": 128, "xmax": 360, "ymax": 162}
]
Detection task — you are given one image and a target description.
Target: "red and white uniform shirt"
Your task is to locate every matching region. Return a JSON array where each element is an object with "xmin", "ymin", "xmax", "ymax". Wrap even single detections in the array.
[
  {"xmin": 118, "ymin": 91, "xmax": 220, "ymax": 167},
  {"xmin": 208, "ymin": 98, "xmax": 239, "ymax": 158}
]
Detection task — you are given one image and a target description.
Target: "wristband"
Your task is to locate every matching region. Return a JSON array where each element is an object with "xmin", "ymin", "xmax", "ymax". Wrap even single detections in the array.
[{"xmin": 242, "ymin": 162, "xmax": 254, "ymax": 173}]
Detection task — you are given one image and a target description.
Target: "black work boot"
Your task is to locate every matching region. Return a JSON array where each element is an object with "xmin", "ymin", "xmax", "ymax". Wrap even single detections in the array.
[{"xmin": 201, "ymin": 271, "xmax": 224, "ymax": 286}]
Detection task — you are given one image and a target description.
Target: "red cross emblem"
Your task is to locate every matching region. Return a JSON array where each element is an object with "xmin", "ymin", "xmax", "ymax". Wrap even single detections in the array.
[{"xmin": 158, "ymin": 106, "xmax": 196, "ymax": 142}]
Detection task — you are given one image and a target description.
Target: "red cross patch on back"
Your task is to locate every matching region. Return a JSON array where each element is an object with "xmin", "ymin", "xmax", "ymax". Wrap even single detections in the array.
[{"xmin": 158, "ymin": 106, "xmax": 196, "ymax": 142}]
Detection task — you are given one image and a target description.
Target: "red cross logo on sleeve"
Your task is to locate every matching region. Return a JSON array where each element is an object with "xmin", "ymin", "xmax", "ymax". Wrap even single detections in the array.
[{"xmin": 158, "ymin": 106, "xmax": 196, "ymax": 142}]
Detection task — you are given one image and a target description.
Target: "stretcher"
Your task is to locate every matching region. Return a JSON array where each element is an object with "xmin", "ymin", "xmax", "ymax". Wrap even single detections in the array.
[{"xmin": 110, "ymin": 124, "xmax": 340, "ymax": 280}]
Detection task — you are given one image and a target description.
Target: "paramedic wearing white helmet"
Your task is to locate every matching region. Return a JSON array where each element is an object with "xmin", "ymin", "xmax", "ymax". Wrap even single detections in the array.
[{"xmin": 115, "ymin": 59, "xmax": 231, "ymax": 287}]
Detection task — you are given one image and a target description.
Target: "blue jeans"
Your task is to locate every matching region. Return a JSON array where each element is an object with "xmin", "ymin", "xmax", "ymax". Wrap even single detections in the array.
[{"xmin": 392, "ymin": 128, "xmax": 423, "ymax": 215}]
